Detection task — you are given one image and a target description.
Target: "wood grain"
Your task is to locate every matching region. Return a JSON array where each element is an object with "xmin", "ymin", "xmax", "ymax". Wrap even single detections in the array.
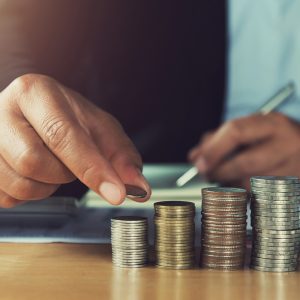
[{"xmin": 0, "ymin": 244, "xmax": 298, "ymax": 300}]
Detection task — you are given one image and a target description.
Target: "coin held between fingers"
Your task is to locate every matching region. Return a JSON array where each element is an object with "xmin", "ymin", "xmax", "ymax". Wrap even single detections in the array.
[{"xmin": 125, "ymin": 184, "xmax": 147, "ymax": 199}]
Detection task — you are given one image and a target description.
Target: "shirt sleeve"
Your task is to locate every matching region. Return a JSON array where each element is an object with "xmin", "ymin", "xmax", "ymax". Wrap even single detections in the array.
[{"xmin": 0, "ymin": 0, "xmax": 95, "ymax": 91}]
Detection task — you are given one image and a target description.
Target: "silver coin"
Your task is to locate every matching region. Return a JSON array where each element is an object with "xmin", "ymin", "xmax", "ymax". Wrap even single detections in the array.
[
  {"xmin": 251, "ymin": 259, "xmax": 297, "ymax": 269},
  {"xmin": 250, "ymin": 264, "xmax": 297, "ymax": 272},
  {"xmin": 251, "ymin": 176, "xmax": 300, "ymax": 183},
  {"xmin": 112, "ymin": 260, "xmax": 148, "ymax": 264},
  {"xmin": 111, "ymin": 216, "xmax": 147, "ymax": 222},
  {"xmin": 111, "ymin": 245, "xmax": 148, "ymax": 250},
  {"xmin": 251, "ymin": 202, "xmax": 300, "ymax": 208},
  {"xmin": 112, "ymin": 259, "xmax": 148, "ymax": 264},
  {"xmin": 111, "ymin": 216, "xmax": 149, "ymax": 268},
  {"xmin": 253, "ymin": 237, "xmax": 300, "ymax": 244},
  {"xmin": 251, "ymin": 193, "xmax": 300, "ymax": 199},
  {"xmin": 251, "ymin": 181, "xmax": 300, "ymax": 187},
  {"xmin": 252, "ymin": 220, "xmax": 300, "ymax": 226},
  {"xmin": 253, "ymin": 240, "xmax": 299, "ymax": 251},
  {"xmin": 252, "ymin": 209, "xmax": 300, "ymax": 215},
  {"xmin": 203, "ymin": 187, "xmax": 247, "ymax": 193},
  {"xmin": 252, "ymin": 211, "xmax": 300, "ymax": 216},
  {"xmin": 253, "ymin": 234, "xmax": 300, "ymax": 240},
  {"xmin": 252, "ymin": 252, "xmax": 298, "ymax": 259},
  {"xmin": 252, "ymin": 215, "xmax": 300, "ymax": 221},
  {"xmin": 111, "ymin": 235, "xmax": 148, "ymax": 240},
  {"xmin": 253, "ymin": 235, "xmax": 300, "ymax": 241},
  {"xmin": 111, "ymin": 226, "xmax": 148, "ymax": 230},
  {"xmin": 251, "ymin": 185, "xmax": 300, "ymax": 192},
  {"xmin": 251, "ymin": 255, "xmax": 298, "ymax": 262},
  {"xmin": 251, "ymin": 258, "xmax": 298, "ymax": 267},
  {"xmin": 254, "ymin": 228, "xmax": 300, "ymax": 235},
  {"xmin": 154, "ymin": 201, "xmax": 195, "ymax": 209},
  {"xmin": 112, "ymin": 255, "xmax": 148, "ymax": 261},
  {"xmin": 251, "ymin": 199, "xmax": 300, "ymax": 205},
  {"xmin": 111, "ymin": 230, "xmax": 148, "ymax": 234},
  {"xmin": 252, "ymin": 246, "xmax": 299, "ymax": 253},
  {"xmin": 252, "ymin": 224, "xmax": 300, "ymax": 230}
]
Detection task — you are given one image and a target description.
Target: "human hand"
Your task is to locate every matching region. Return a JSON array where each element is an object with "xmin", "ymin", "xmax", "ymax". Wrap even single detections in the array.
[
  {"xmin": 188, "ymin": 113, "xmax": 300, "ymax": 190},
  {"xmin": 0, "ymin": 74, "xmax": 151, "ymax": 208}
]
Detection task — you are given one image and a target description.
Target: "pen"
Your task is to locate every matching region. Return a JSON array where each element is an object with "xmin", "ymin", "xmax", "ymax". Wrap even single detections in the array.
[{"xmin": 175, "ymin": 82, "xmax": 296, "ymax": 187}]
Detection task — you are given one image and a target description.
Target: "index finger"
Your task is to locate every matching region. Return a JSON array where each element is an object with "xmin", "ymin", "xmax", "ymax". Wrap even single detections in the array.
[{"xmin": 16, "ymin": 82, "xmax": 126, "ymax": 205}]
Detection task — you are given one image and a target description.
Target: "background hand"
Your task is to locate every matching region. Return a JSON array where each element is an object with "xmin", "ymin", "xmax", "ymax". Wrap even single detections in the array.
[
  {"xmin": 189, "ymin": 113, "xmax": 300, "ymax": 189},
  {"xmin": 0, "ymin": 74, "xmax": 151, "ymax": 208}
]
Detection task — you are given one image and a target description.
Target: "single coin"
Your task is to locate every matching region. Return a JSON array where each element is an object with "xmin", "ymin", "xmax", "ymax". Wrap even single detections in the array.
[
  {"xmin": 125, "ymin": 184, "xmax": 147, "ymax": 198},
  {"xmin": 250, "ymin": 176, "xmax": 300, "ymax": 184},
  {"xmin": 156, "ymin": 264, "xmax": 194, "ymax": 270},
  {"xmin": 111, "ymin": 216, "xmax": 147, "ymax": 223},
  {"xmin": 251, "ymin": 186, "xmax": 300, "ymax": 192},
  {"xmin": 202, "ymin": 187, "xmax": 247, "ymax": 194},
  {"xmin": 250, "ymin": 265, "xmax": 297, "ymax": 272},
  {"xmin": 201, "ymin": 263, "xmax": 244, "ymax": 270},
  {"xmin": 155, "ymin": 201, "xmax": 195, "ymax": 208}
]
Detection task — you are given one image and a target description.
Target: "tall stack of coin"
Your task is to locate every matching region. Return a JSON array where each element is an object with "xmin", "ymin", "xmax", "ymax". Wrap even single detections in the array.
[
  {"xmin": 111, "ymin": 216, "xmax": 148, "ymax": 268},
  {"xmin": 154, "ymin": 201, "xmax": 195, "ymax": 269},
  {"xmin": 200, "ymin": 187, "xmax": 247, "ymax": 270},
  {"xmin": 250, "ymin": 176, "xmax": 300, "ymax": 272}
]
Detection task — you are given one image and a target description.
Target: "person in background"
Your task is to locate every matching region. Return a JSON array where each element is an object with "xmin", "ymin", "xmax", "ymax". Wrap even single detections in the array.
[{"xmin": 0, "ymin": 0, "xmax": 300, "ymax": 208}]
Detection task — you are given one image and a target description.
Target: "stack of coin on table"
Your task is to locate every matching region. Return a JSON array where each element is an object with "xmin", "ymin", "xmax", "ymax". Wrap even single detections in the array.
[
  {"xmin": 154, "ymin": 201, "xmax": 195, "ymax": 269},
  {"xmin": 111, "ymin": 216, "xmax": 148, "ymax": 268},
  {"xmin": 250, "ymin": 176, "xmax": 300, "ymax": 272},
  {"xmin": 200, "ymin": 187, "xmax": 248, "ymax": 270}
]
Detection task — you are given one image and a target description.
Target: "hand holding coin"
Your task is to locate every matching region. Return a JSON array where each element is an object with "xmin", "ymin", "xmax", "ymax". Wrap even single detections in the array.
[{"xmin": 0, "ymin": 74, "xmax": 151, "ymax": 207}]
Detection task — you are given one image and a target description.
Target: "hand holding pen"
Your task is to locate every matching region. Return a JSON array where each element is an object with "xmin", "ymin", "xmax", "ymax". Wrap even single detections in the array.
[{"xmin": 177, "ymin": 82, "xmax": 300, "ymax": 190}]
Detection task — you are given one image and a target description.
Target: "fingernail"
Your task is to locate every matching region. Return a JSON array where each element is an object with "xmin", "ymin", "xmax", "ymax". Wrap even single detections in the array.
[
  {"xmin": 99, "ymin": 182, "xmax": 123, "ymax": 204},
  {"xmin": 195, "ymin": 157, "xmax": 207, "ymax": 173}
]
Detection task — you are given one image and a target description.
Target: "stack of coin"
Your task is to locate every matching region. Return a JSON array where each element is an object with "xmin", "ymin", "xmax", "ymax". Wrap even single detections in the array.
[
  {"xmin": 111, "ymin": 216, "xmax": 148, "ymax": 268},
  {"xmin": 250, "ymin": 176, "xmax": 300, "ymax": 272},
  {"xmin": 154, "ymin": 201, "xmax": 195, "ymax": 269},
  {"xmin": 200, "ymin": 187, "xmax": 247, "ymax": 270}
]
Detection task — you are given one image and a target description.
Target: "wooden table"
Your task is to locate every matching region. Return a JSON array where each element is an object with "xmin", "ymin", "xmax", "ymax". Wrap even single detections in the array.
[{"xmin": 0, "ymin": 244, "xmax": 299, "ymax": 300}]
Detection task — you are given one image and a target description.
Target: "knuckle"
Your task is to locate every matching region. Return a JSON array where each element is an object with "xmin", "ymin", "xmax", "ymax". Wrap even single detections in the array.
[
  {"xmin": 10, "ymin": 73, "xmax": 48, "ymax": 94},
  {"xmin": 11, "ymin": 179, "xmax": 37, "ymax": 200},
  {"xmin": 81, "ymin": 164, "xmax": 97, "ymax": 184},
  {"xmin": 224, "ymin": 120, "xmax": 241, "ymax": 142},
  {"xmin": 0, "ymin": 197, "xmax": 17, "ymax": 209},
  {"xmin": 41, "ymin": 116, "xmax": 71, "ymax": 151},
  {"xmin": 10, "ymin": 179, "xmax": 57, "ymax": 200},
  {"xmin": 15, "ymin": 148, "xmax": 41, "ymax": 178}
]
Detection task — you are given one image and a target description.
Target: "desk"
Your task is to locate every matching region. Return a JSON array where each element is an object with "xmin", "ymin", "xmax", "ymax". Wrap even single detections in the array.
[{"xmin": 0, "ymin": 244, "xmax": 299, "ymax": 300}]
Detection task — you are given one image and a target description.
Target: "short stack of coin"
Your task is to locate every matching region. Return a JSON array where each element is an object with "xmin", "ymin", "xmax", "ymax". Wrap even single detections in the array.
[
  {"xmin": 250, "ymin": 176, "xmax": 300, "ymax": 272},
  {"xmin": 200, "ymin": 187, "xmax": 247, "ymax": 270},
  {"xmin": 154, "ymin": 201, "xmax": 195, "ymax": 269},
  {"xmin": 111, "ymin": 216, "xmax": 148, "ymax": 268}
]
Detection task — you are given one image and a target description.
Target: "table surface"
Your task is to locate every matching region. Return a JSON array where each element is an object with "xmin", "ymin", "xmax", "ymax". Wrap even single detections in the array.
[{"xmin": 0, "ymin": 244, "xmax": 299, "ymax": 300}]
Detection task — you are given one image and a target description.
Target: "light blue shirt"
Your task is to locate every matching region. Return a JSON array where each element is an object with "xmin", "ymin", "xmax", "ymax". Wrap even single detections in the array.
[{"xmin": 225, "ymin": 0, "xmax": 300, "ymax": 121}]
